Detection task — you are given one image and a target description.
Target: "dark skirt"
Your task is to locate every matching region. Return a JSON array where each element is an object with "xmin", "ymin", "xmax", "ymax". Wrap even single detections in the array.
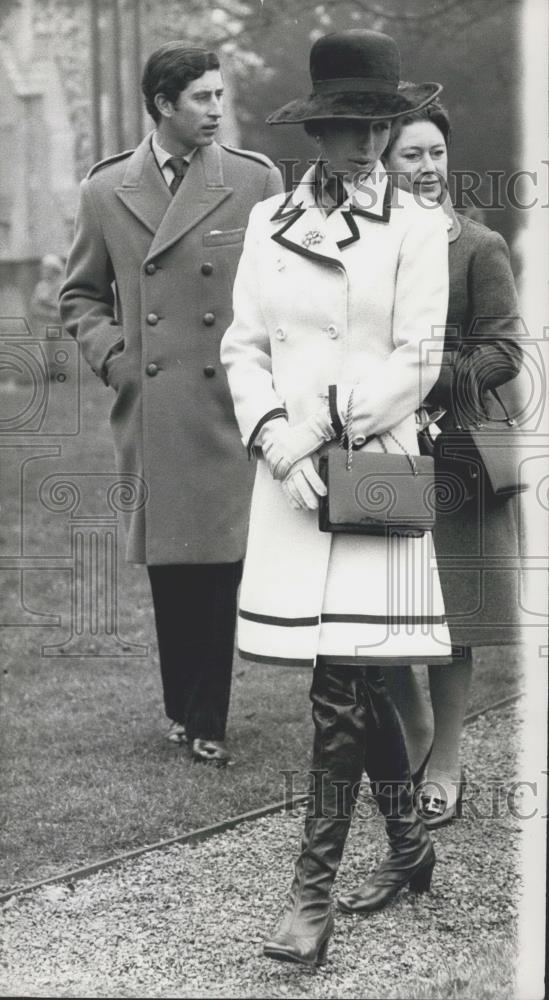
[{"xmin": 434, "ymin": 475, "xmax": 522, "ymax": 647}]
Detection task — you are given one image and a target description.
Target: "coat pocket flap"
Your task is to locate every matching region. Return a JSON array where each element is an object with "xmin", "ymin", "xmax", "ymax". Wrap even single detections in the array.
[{"xmin": 203, "ymin": 228, "xmax": 246, "ymax": 246}]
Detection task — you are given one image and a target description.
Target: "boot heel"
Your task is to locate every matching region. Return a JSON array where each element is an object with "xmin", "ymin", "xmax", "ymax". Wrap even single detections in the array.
[
  {"xmin": 316, "ymin": 935, "xmax": 330, "ymax": 967},
  {"xmin": 409, "ymin": 860, "xmax": 434, "ymax": 894}
]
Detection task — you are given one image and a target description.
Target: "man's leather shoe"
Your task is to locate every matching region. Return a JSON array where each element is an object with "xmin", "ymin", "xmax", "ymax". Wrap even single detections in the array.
[
  {"xmin": 191, "ymin": 738, "xmax": 234, "ymax": 766},
  {"xmin": 166, "ymin": 721, "xmax": 187, "ymax": 745}
]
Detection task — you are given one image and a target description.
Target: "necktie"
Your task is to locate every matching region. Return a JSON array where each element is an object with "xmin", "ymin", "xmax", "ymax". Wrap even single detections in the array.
[{"xmin": 167, "ymin": 157, "xmax": 188, "ymax": 195}]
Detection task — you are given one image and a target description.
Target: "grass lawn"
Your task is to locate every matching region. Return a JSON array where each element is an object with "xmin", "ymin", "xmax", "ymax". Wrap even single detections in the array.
[
  {"xmin": 0, "ymin": 371, "xmax": 524, "ymax": 891},
  {"xmin": 392, "ymin": 937, "xmax": 518, "ymax": 999}
]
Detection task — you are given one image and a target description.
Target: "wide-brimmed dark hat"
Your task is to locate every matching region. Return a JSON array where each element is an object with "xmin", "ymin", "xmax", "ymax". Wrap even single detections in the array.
[{"xmin": 267, "ymin": 30, "xmax": 442, "ymax": 125}]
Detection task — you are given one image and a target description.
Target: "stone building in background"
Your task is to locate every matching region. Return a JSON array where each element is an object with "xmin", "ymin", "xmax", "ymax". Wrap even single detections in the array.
[
  {"xmin": 0, "ymin": 0, "xmax": 249, "ymax": 320},
  {"xmin": 0, "ymin": 0, "xmax": 78, "ymax": 316}
]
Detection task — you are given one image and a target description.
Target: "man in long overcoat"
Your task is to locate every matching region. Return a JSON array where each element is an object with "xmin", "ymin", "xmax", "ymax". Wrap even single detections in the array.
[{"xmin": 60, "ymin": 43, "xmax": 283, "ymax": 764}]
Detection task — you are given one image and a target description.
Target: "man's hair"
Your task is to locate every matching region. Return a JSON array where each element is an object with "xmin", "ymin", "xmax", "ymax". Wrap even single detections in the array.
[{"xmin": 142, "ymin": 43, "xmax": 220, "ymax": 123}]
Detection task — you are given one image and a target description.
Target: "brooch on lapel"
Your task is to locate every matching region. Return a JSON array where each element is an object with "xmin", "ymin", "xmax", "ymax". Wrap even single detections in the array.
[{"xmin": 301, "ymin": 229, "xmax": 325, "ymax": 248}]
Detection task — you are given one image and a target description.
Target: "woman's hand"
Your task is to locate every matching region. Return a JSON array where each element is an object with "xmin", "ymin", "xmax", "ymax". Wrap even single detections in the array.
[
  {"xmin": 260, "ymin": 408, "xmax": 335, "ymax": 481},
  {"xmin": 281, "ymin": 457, "xmax": 327, "ymax": 510},
  {"xmin": 336, "ymin": 381, "xmax": 378, "ymax": 442},
  {"xmin": 336, "ymin": 378, "xmax": 413, "ymax": 442}
]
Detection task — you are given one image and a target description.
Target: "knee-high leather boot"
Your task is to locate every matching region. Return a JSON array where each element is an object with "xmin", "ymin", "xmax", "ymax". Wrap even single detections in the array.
[
  {"xmin": 263, "ymin": 663, "xmax": 367, "ymax": 967},
  {"xmin": 338, "ymin": 666, "xmax": 435, "ymax": 914}
]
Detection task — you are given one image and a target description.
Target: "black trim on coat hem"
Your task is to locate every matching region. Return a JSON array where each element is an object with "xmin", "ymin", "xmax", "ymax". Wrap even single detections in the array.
[
  {"xmin": 239, "ymin": 609, "xmax": 319, "ymax": 627},
  {"xmin": 239, "ymin": 649, "xmax": 315, "ymax": 667},
  {"xmin": 316, "ymin": 654, "xmax": 454, "ymax": 666},
  {"xmin": 246, "ymin": 408, "xmax": 287, "ymax": 458},
  {"xmin": 320, "ymin": 613, "xmax": 447, "ymax": 625}
]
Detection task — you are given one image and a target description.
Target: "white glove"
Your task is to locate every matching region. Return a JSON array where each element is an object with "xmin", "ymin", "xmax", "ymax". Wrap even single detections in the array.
[
  {"xmin": 281, "ymin": 457, "xmax": 328, "ymax": 510},
  {"xmin": 260, "ymin": 406, "xmax": 335, "ymax": 481}
]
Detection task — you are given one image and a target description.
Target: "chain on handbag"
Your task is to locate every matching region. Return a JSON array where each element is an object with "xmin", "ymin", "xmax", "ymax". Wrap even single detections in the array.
[{"xmin": 342, "ymin": 387, "xmax": 418, "ymax": 475}]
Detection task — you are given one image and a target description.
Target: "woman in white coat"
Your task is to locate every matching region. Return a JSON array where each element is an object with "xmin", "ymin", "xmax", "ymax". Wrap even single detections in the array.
[{"xmin": 221, "ymin": 30, "xmax": 450, "ymax": 967}]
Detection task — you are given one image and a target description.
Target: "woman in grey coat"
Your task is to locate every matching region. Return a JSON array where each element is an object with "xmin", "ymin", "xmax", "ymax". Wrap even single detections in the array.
[{"xmin": 383, "ymin": 97, "xmax": 523, "ymax": 826}]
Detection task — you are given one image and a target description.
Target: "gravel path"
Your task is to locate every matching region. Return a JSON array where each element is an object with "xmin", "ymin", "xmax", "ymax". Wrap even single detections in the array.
[{"xmin": 1, "ymin": 703, "xmax": 522, "ymax": 999}]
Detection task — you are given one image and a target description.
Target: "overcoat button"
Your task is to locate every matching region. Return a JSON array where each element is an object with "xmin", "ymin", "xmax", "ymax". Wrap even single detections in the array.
[
  {"xmin": 146, "ymin": 363, "xmax": 159, "ymax": 376},
  {"xmin": 327, "ymin": 324, "xmax": 338, "ymax": 338},
  {"xmin": 201, "ymin": 262, "xmax": 214, "ymax": 275},
  {"xmin": 275, "ymin": 327, "xmax": 286, "ymax": 341},
  {"xmin": 147, "ymin": 312, "xmax": 159, "ymax": 325},
  {"xmin": 203, "ymin": 312, "xmax": 215, "ymax": 326},
  {"xmin": 353, "ymin": 433, "xmax": 366, "ymax": 447},
  {"xmin": 145, "ymin": 263, "xmax": 156, "ymax": 275},
  {"xmin": 203, "ymin": 365, "xmax": 216, "ymax": 378}
]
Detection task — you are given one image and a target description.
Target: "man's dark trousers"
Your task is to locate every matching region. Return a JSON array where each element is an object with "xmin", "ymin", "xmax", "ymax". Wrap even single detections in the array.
[{"xmin": 147, "ymin": 561, "xmax": 243, "ymax": 742}]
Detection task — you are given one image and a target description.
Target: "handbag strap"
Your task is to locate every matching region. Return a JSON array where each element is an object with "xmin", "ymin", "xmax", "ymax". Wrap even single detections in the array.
[
  {"xmin": 342, "ymin": 388, "xmax": 418, "ymax": 475},
  {"xmin": 489, "ymin": 387, "xmax": 518, "ymax": 427},
  {"xmin": 454, "ymin": 369, "xmax": 517, "ymax": 429}
]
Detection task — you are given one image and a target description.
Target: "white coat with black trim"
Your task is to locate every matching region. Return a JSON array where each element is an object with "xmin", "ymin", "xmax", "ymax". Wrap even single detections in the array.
[{"xmin": 221, "ymin": 163, "xmax": 452, "ymax": 666}]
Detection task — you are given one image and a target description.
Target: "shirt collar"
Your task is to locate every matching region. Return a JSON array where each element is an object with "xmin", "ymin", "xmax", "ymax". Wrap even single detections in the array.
[{"xmin": 151, "ymin": 131, "xmax": 197, "ymax": 168}]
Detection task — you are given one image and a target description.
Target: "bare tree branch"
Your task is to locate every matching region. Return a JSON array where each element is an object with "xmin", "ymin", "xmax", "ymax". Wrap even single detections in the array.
[{"xmin": 279, "ymin": 0, "xmax": 519, "ymax": 25}]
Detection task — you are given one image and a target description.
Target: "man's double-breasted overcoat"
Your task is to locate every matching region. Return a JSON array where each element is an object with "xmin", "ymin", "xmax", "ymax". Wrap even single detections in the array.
[{"xmin": 60, "ymin": 135, "xmax": 283, "ymax": 564}]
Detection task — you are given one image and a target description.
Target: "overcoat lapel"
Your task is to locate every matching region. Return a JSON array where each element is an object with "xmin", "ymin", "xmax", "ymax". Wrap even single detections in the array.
[
  {"xmin": 115, "ymin": 134, "xmax": 171, "ymax": 236},
  {"xmin": 114, "ymin": 136, "xmax": 233, "ymax": 260},
  {"xmin": 146, "ymin": 142, "xmax": 233, "ymax": 261}
]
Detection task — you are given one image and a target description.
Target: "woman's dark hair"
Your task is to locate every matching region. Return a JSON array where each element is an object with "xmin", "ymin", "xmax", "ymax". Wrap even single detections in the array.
[
  {"xmin": 304, "ymin": 99, "xmax": 450, "ymax": 149},
  {"xmin": 142, "ymin": 43, "xmax": 220, "ymax": 123},
  {"xmin": 303, "ymin": 119, "xmax": 330, "ymax": 138},
  {"xmin": 382, "ymin": 95, "xmax": 451, "ymax": 160}
]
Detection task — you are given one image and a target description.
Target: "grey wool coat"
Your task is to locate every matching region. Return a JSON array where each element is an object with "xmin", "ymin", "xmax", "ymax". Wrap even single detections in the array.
[
  {"xmin": 60, "ymin": 135, "xmax": 283, "ymax": 564},
  {"xmin": 427, "ymin": 209, "xmax": 523, "ymax": 647}
]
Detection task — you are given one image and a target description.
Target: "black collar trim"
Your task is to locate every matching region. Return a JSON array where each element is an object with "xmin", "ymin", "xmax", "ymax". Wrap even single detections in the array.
[
  {"xmin": 269, "ymin": 174, "xmax": 391, "ymax": 262},
  {"xmin": 271, "ymin": 212, "xmax": 343, "ymax": 268},
  {"xmin": 349, "ymin": 176, "xmax": 392, "ymax": 224},
  {"xmin": 336, "ymin": 212, "xmax": 360, "ymax": 249},
  {"xmin": 269, "ymin": 191, "xmax": 304, "ymax": 223}
]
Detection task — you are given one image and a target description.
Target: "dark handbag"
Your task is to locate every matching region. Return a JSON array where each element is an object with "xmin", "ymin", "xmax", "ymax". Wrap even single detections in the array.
[
  {"xmin": 435, "ymin": 387, "xmax": 528, "ymax": 498},
  {"xmin": 318, "ymin": 392, "xmax": 436, "ymax": 536}
]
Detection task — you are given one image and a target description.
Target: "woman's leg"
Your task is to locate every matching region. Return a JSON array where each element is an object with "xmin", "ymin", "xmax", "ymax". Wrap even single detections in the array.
[
  {"xmin": 384, "ymin": 664, "xmax": 434, "ymax": 776},
  {"xmin": 263, "ymin": 662, "xmax": 367, "ymax": 967},
  {"xmin": 415, "ymin": 646, "xmax": 473, "ymax": 824},
  {"xmin": 427, "ymin": 646, "xmax": 473, "ymax": 777},
  {"xmin": 337, "ymin": 665, "xmax": 435, "ymax": 914},
  {"xmin": 265, "ymin": 662, "xmax": 436, "ymax": 961},
  {"xmin": 385, "ymin": 646, "xmax": 473, "ymax": 790}
]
